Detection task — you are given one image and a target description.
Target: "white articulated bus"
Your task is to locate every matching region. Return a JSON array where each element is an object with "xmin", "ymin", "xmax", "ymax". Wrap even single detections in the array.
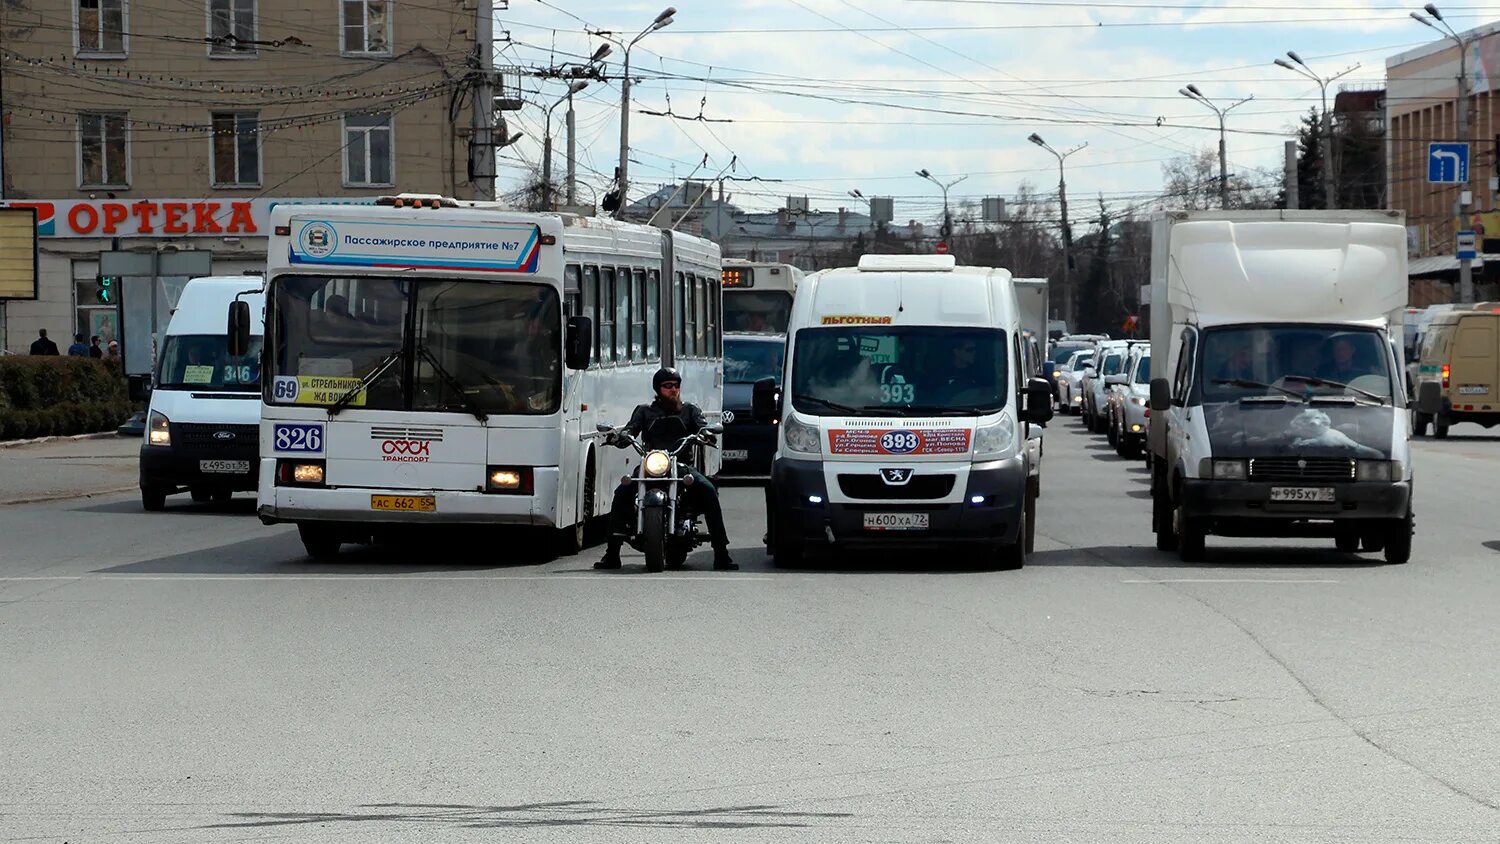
[
  {"xmin": 243, "ymin": 195, "xmax": 723, "ymax": 559},
  {"xmin": 721, "ymin": 259, "xmax": 803, "ymax": 334}
]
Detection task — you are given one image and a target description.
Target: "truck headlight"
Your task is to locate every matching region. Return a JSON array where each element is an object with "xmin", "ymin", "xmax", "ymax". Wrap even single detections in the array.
[
  {"xmin": 1356, "ymin": 460, "xmax": 1397, "ymax": 482},
  {"xmin": 1210, "ymin": 459, "xmax": 1247, "ymax": 481},
  {"xmin": 147, "ymin": 410, "xmax": 171, "ymax": 446},
  {"xmin": 783, "ymin": 415, "xmax": 821, "ymax": 456},
  {"xmin": 973, "ymin": 413, "xmax": 1016, "ymax": 458},
  {"xmin": 643, "ymin": 450, "xmax": 671, "ymax": 477}
]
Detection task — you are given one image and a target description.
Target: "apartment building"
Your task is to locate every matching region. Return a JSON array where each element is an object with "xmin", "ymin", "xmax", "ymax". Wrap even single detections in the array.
[{"xmin": 0, "ymin": 0, "xmax": 502, "ymax": 355}]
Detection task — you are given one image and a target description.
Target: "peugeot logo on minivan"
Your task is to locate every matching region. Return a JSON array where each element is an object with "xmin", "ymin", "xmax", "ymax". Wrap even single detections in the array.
[{"xmin": 880, "ymin": 468, "xmax": 913, "ymax": 485}]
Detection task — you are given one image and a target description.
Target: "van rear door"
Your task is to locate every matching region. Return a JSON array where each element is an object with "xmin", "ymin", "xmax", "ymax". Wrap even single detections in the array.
[{"xmin": 1452, "ymin": 315, "xmax": 1500, "ymax": 405}]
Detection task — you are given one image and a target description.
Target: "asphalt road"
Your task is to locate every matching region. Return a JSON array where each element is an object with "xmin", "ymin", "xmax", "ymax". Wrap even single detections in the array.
[{"xmin": 4, "ymin": 420, "xmax": 1500, "ymax": 842}]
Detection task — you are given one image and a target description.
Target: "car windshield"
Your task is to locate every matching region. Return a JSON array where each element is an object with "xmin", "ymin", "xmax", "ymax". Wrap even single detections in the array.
[
  {"xmin": 1134, "ymin": 356, "xmax": 1151, "ymax": 384},
  {"xmin": 1051, "ymin": 343, "xmax": 1089, "ymax": 364},
  {"xmin": 269, "ymin": 275, "xmax": 561, "ymax": 414},
  {"xmin": 791, "ymin": 326, "xmax": 1008, "ymax": 416},
  {"xmin": 1072, "ymin": 353, "xmax": 1094, "ymax": 371},
  {"xmin": 157, "ymin": 334, "xmax": 263, "ymax": 392},
  {"xmin": 724, "ymin": 337, "xmax": 785, "ymax": 383},
  {"xmin": 1100, "ymin": 353, "xmax": 1124, "ymax": 376},
  {"xmin": 724, "ymin": 291, "xmax": 792, "ymax": 334},
  {"xmin": 1198, "ymin": 324, "xmax": 1393, "ymax": 403}
]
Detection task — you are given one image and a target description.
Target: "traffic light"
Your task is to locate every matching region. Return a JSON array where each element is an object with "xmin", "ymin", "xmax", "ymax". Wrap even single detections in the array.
[{"xmin": 96, "ymin": 275, "xmax": 118, "ymax": 304}]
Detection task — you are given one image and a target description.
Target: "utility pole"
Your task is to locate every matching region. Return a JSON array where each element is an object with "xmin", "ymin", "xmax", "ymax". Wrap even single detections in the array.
[
  {"xmin": 1275, "ymin": 52, "xmax": 1359, "ymax": 209},
  {"xmin": 472, "ymin": 0, "xmax": 495, "ymax": 201},
  {"xmin": 1029, "ymin": 133, "xmax": 1086, "ymax": 328},
  {"xmin": 543, "ymin": 81, "xmax": 588, "ymax": 210},
  {"xmin": 1284, "ymin": 140, "xmax": 1300, "ymax": 209},
  {"xmin": 565, "ymin": 99, "xmax": 578, "ymax": 206},
  {"xmin": 1413, "ymin": 3, "xmax": 1477, "ymax": 302},
  {"xmin": 1179, "ymin": 85, "xmax": 1253, "ymax": 208},
  {"xmin": 606, "ymin": 7, "xmax": 676, "ymax": 220}
]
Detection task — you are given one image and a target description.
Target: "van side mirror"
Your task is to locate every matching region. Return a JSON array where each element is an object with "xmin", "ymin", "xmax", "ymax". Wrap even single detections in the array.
[
  {"xmin": 1022, "ymin": 376, "xmax": 1054, "ymax": 425},
  {"xmin": 752, "ymin": 377, "xmax": 778, "ymax": 423},
  {"xmin": 1149, "ymin": 377, "xmax": 1171, "ymax": 411},
  {"xmin": 565, "ymin": 316, "xmax": 592, "ymax": 370},
  {"xmin": 1083, "ymin": 367, "xmax": 1097, "ymax": 378},
  {"xmin": 227, "ymin": 300, "xmax": 251, "ymax": 358},
  {"xmin": 1104, "ymin": 374, "xmax": 1127, "ymax": 386}
]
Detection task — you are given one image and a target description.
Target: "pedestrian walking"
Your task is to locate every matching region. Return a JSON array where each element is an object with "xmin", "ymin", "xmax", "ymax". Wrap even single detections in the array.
[{"xmin": 29, "ymin": 329, "xmax": 59, "ymax": 356}]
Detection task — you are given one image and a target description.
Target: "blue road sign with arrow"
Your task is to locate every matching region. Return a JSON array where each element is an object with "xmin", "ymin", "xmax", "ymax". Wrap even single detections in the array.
[{"xmin": 1429, "ymin": 142, "xmax": 1469, "ymax": 183}]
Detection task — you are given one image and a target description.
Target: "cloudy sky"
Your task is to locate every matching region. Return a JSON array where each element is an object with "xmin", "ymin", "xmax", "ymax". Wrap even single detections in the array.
[{"xmin": 493, "ymin": 0, "xmax": 1487, "ymax": 225}]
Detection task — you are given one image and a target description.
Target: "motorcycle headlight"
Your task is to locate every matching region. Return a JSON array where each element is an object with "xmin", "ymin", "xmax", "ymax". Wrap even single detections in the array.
[
  {"xmin": 783, "ymin": 415, "xmax": 821, "ymax": 456},
  {"xmin": 147, "ymin": 410, "xmax": 171, "ymax": 446},
  {"xmin": 1356, "ymin": 459, "xmax": 1396, "ymax": 482},
  {"xmin": 643, "ymin": 450, "xmax": 671, "ymax": 477},
  {"xmin": 973, "ymin": 413, "xmax": 1016, "ymax": 458}
]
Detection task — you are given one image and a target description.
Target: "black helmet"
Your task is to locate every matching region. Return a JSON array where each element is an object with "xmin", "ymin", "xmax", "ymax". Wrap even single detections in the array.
[{"xmin": 653, "ymin": 366, "xmax": 682, "ymax": 391}]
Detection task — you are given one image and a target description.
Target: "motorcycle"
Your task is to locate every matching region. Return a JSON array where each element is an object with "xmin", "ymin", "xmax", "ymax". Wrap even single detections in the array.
[{"xmin": 593, "ymin": 417, "xmax": 722, "ymax": 572}]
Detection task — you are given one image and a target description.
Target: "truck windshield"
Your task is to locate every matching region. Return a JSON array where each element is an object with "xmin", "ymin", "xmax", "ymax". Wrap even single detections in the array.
[
  {"xmin": 724, "ymin": 337, "xmax": 785, "ymax": 384},
  {"xmin": 790, "ymin": 326, "xmax": 1008, "ymax": 416},
  {"xmin": 157, "ymin": 334, "xmax": 263, "ymax": 392},
  {"xmin": 724, "ymin": 291, "xmax": 793, "ymax": 334},
  {"xmin": 269, "ymin": 275, "xmax": 561, "ymax": 415},
  {"xmin": 1199, "ymin": 325, "xmax": 1393, "ymax": 403}
]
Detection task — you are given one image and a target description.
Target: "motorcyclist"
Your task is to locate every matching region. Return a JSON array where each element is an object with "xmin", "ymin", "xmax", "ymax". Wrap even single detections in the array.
[{"xmin": 595, "ymin": 367, "xmax": 738, "ymax": 571}]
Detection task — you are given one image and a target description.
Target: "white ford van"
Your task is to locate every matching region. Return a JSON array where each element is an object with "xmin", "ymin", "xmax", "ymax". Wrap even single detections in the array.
[
  {"xmin": 139, "ymin": 276, "xmax": 265, "ymax": 510},
  {"xmin": 755, "ymin": 255, "xmax": 1053, "ymax": 568}
]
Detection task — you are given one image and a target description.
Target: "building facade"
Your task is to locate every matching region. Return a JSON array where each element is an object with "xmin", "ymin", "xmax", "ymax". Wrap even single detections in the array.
[{"xmin": 0, "ymin": 0, "xmax": 497, "ymax": 353}]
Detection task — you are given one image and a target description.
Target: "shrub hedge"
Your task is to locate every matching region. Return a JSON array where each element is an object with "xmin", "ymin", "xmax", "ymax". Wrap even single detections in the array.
[{"xmin": 0, "ymin": 356, "xmax": 133, "ymax": 441}]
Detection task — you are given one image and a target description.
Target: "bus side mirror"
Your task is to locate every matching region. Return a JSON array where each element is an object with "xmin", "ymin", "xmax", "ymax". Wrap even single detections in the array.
[
  {"xmin": 227, "ymin": 300, "xmax": 251, "ymax": 357},
  {"xmin": 752, "ymin": 377, "xmax": 778, "ymax": 424},
  {"xmin": 565, "ymin": 316, "xmax": 592, "ymax": 370},
  {"xmin": 1149, "ymin": 378, "xmax": 1171, "ymax": 411},
  {"xmin": 1022, "ymin": 376, "xmax": 1053, "ymax": 425}
]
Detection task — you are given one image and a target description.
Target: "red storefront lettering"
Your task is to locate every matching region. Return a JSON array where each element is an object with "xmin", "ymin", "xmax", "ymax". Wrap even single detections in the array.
[
  {"xmin": 67, "ymin": 204, "xmax": 99, "ymax": 234},
  {"xmin": 101, "ymin": 204, "xmax": 128, "ymax": 234},
  {"xmin": 131, "ymin": 202, "xmax": 158, "ymax": 233},
  {"xmin": 162, "ymin": 202, "xmax": 189, "ymax": 234},
  {"xmin": 226, "ymin": 202, "xmax": 255, "ymax": 233},
  {"xmin": 192, "ymin": 202, "xmax": 223, "ymax": 233}
]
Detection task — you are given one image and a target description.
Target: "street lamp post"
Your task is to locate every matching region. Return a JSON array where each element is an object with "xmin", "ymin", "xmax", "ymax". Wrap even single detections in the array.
[
  {"xmin": 1028, "ymin": 133, "xmax": 1085, "ymax": 327},
  {"xmin": 1178, "ymin": 85, "xmax": 1253, "ymax": 208},
  {"xmin": 915, "ymin": 169, "xmax": 968, "ymax": 247},
  {"xmin": 543, "ymin": 81, "xmax": 589, "ymax": 210},
  {"xmin": 609, "ymin": 7, "xmax": 677, "ymax": 220},
  {"xmin": 1274, "ymin": 53, "xmax": 1359, "ymax": 210},
  {"xmin": 1412, "ymin": 3, "xmax": 1478, "ymax": 303},
  {"xmin": 567, "ymin": 44, "xmax": 612, "ymax": 207}
]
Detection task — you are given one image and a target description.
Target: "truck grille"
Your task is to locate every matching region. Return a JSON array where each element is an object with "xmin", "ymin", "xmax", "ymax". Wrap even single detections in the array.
[
  {"xmin": 838, "ymin": 474, "xmax": 955, "ymax": 500},
  {"xmin": 174, "ymin": 423, "xmax": 259, "ymax": 450},
  {"xmin": 1248, "ymin": 457, "xmax": 1355, "ymax": 482}
]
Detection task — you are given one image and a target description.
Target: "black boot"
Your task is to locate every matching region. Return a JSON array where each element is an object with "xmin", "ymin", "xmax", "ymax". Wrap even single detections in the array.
[
  {"xmin": 712, "ymin": 546, "xmax": 738, "ymax": 571},
  {"xmin": 594, "ymin": 540, "xmax": 623, "ymax": 569}
]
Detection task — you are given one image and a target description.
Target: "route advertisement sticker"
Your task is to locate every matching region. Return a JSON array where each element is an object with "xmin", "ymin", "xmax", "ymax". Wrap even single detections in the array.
[
  {"xmin": 827, "ymin": 428, "xmax": 972, "ymax": 455},
  {"xmin": 272, "ymin": 375, "xmax": 367, "ymax": 407}
]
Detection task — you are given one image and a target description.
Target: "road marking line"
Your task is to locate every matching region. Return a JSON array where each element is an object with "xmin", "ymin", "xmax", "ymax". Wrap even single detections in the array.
[
  {"xmin": 1121, "ymin": 578, "xmax": 1340, "ymax": 584},
  {"xmin": 0, "ymin": 574, "xmax": 774, "ymax": 582}
]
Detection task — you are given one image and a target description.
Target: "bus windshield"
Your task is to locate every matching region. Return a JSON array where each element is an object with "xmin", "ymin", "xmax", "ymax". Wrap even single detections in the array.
[
  {"xmin": 790, "ymin": 326, "xmax": 1008, "ymax": 416},
  {"xmin": 269, "ymin": 275, "xmax": 561, "ymax": 415},
  {"xmin": 157, "ymin": 334, "xmax": 263, "ymax": 392},
  {"xmin": 724, "ymin": 291, "xmax": 793, "ymax": 334},
  {"xmin": 724, "ymin": 337, "xmax": 785, "ymax": 384}
]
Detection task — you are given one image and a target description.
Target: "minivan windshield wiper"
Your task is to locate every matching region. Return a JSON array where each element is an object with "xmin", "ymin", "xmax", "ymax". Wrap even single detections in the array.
[
  {"xmin": 1210, "ymin": 378, "xmax": 1308, "ymax": 402},
  {"xmin": 1282, "ymin": 374, "xmax": 1388, "ymax": 404},
  {"xmin": 328, "ymin": 347, "xmax": 404, "ymax": 415},
  {"xmin": 793, "ymin": 394, "xmax": 860, "ymax": 414}
]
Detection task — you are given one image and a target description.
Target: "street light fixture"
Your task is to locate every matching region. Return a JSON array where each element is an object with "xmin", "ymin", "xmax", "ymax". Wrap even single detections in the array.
[
  {"xmin": 608, "ymin": 7, "xmax": 678, "ymax": 219},
  {"xmin": 1028, "ymin": 133, "xmax": 1085, "ymax": 326},
  {"xmin": 1179, "ymin": 85, "xmax": 1253, "ymax": 208},
  {"xmin": 915, "ymin": 168, "xmax": 967, "ymax": 245},
  {"xmin": 1274, "ymin": 51, "xmax": 1359, "ymax": 209},
  {"xmin": 1412, "ymin": 2, "xmax": 1478, "ymax": 302},
  {"xmin": 542, "ymin": 81, "xmax": 589, "ymax": 210}
]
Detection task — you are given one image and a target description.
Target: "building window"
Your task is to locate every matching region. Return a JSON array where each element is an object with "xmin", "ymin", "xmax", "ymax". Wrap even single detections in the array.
[
  {"xmin": 78, "ymin": 112, "xmax": 129, "ymax": 188},
  {"xmin": 341, "ymin": 0, "xmax": 390, "ymax": 54},
  {"xmin": 77, "ymin": 0, "xmax": 126, "ymax": 56},
  {"xmin": 208, "ymin": 0, "xmax": 256, "ymax": 56},
  {"xmin": 211, "ymin": 112, "xmax": 260, "ymax": 186},
  {"xmin": 343, "ymin": 113, "xmax": 392, "ymax": 186}
]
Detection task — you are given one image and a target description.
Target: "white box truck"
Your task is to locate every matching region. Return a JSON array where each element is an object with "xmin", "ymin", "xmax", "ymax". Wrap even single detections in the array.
[{"xmin": 1145, "ymin": 210, "xmax": 1413, "ymax": 564}]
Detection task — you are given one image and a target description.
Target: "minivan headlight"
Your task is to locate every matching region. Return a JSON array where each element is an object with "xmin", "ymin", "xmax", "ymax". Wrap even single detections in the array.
[
  {"xmin": 1210, "ymin": 459, "xmax": 1247, "ymax": 481},
  {"xmin": 147, "ymin": 410, "xmax": 171, "ymax": 446},
  {"xmin": 973, "ymin": 413, "xmax": 1016, "ymax": 458},
  {"xmin": 1356, "ymin": 460, "xmax": 1397, "ymax": 482},
  {"xmin": 783, "ymin": 415, "xmax": 821, "ymax": 456}
]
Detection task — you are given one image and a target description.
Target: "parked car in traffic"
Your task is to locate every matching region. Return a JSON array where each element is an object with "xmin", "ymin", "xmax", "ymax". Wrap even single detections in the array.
[
  {"xmin": 1082, "ymin": 340, "xmax": 1130, "ymax": 432},
  {"xmin": 1055, "ymin": 350, "xmax": 1094, "ymax": 414},
  {"xmin": 1108, "ymin": 345, "xmax": 1151, "ymax": 458}
]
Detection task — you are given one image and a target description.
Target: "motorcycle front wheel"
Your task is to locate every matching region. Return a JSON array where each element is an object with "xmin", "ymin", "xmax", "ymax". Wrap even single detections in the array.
[{"xmin": 642, "ymin": 505, "xmax": 668, "ymax": 572}]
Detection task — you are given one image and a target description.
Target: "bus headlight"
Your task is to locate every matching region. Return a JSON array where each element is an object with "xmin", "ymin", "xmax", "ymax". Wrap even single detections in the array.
[
  {"xmin": 486, "ymin": 466, "xmax": 533, "ymax": 493},
  {"xmin": 643, "ymin": 451, "xmax": 671, "ymax": 477},
  {"xmin": 147, "ymin": 410, "xmax": 171, "ymax": 446},
  {"xmin": 783, "ymin": 415, "xmax": 821, "ymax": 456},
  {"xmin": 973, "ymin": 414, "xmax": 1016, "ymax": 459}
]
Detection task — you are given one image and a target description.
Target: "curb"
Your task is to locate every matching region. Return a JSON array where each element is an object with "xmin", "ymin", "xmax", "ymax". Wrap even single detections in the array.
[
  {"xmin": 0, "ymin": 431, "xmax": 126, "ymax": 450},
  {"xmin": 0, "ymin": 484, "xmax": 137, "ymax": 507}
]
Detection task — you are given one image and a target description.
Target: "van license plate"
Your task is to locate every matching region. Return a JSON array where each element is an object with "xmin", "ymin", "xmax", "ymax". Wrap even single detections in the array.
[
  {"xmin": 863, "ymin": 512, "xmax": 929, "ymax": 531},
  {"xmin": 371, "ymin": 495, "xmax": 436, "ymax": 512},
  {"xmin": 200, "ymin": 460, "xmax": 250, "ymax": 474},
  {"xmin": 1269, "ymin": 487, "xmax": 1335, "ymax": 503},
  {"xmin": 723, "ymin": 450, "xmax": 749, "ymax": 461},
  {"xmin": 1458, "ymin": 385, "xmax": 1489, "ymax": 395}
]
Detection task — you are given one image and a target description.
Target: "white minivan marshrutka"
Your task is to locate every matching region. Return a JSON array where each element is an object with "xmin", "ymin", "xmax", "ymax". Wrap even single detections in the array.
[
  {"xmin": 754, "ymin": 255, "xmax": 1053, "ymax": 569},
  {"xmin": 232, "ymin": 194, "xmax": 723, "ymax": 559}
]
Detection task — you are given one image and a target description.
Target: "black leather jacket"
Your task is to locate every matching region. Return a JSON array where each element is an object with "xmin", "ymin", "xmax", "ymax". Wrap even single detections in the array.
[{"xmin": 615, "ymin": 398, "xmax": 712, "ymax": 465}]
